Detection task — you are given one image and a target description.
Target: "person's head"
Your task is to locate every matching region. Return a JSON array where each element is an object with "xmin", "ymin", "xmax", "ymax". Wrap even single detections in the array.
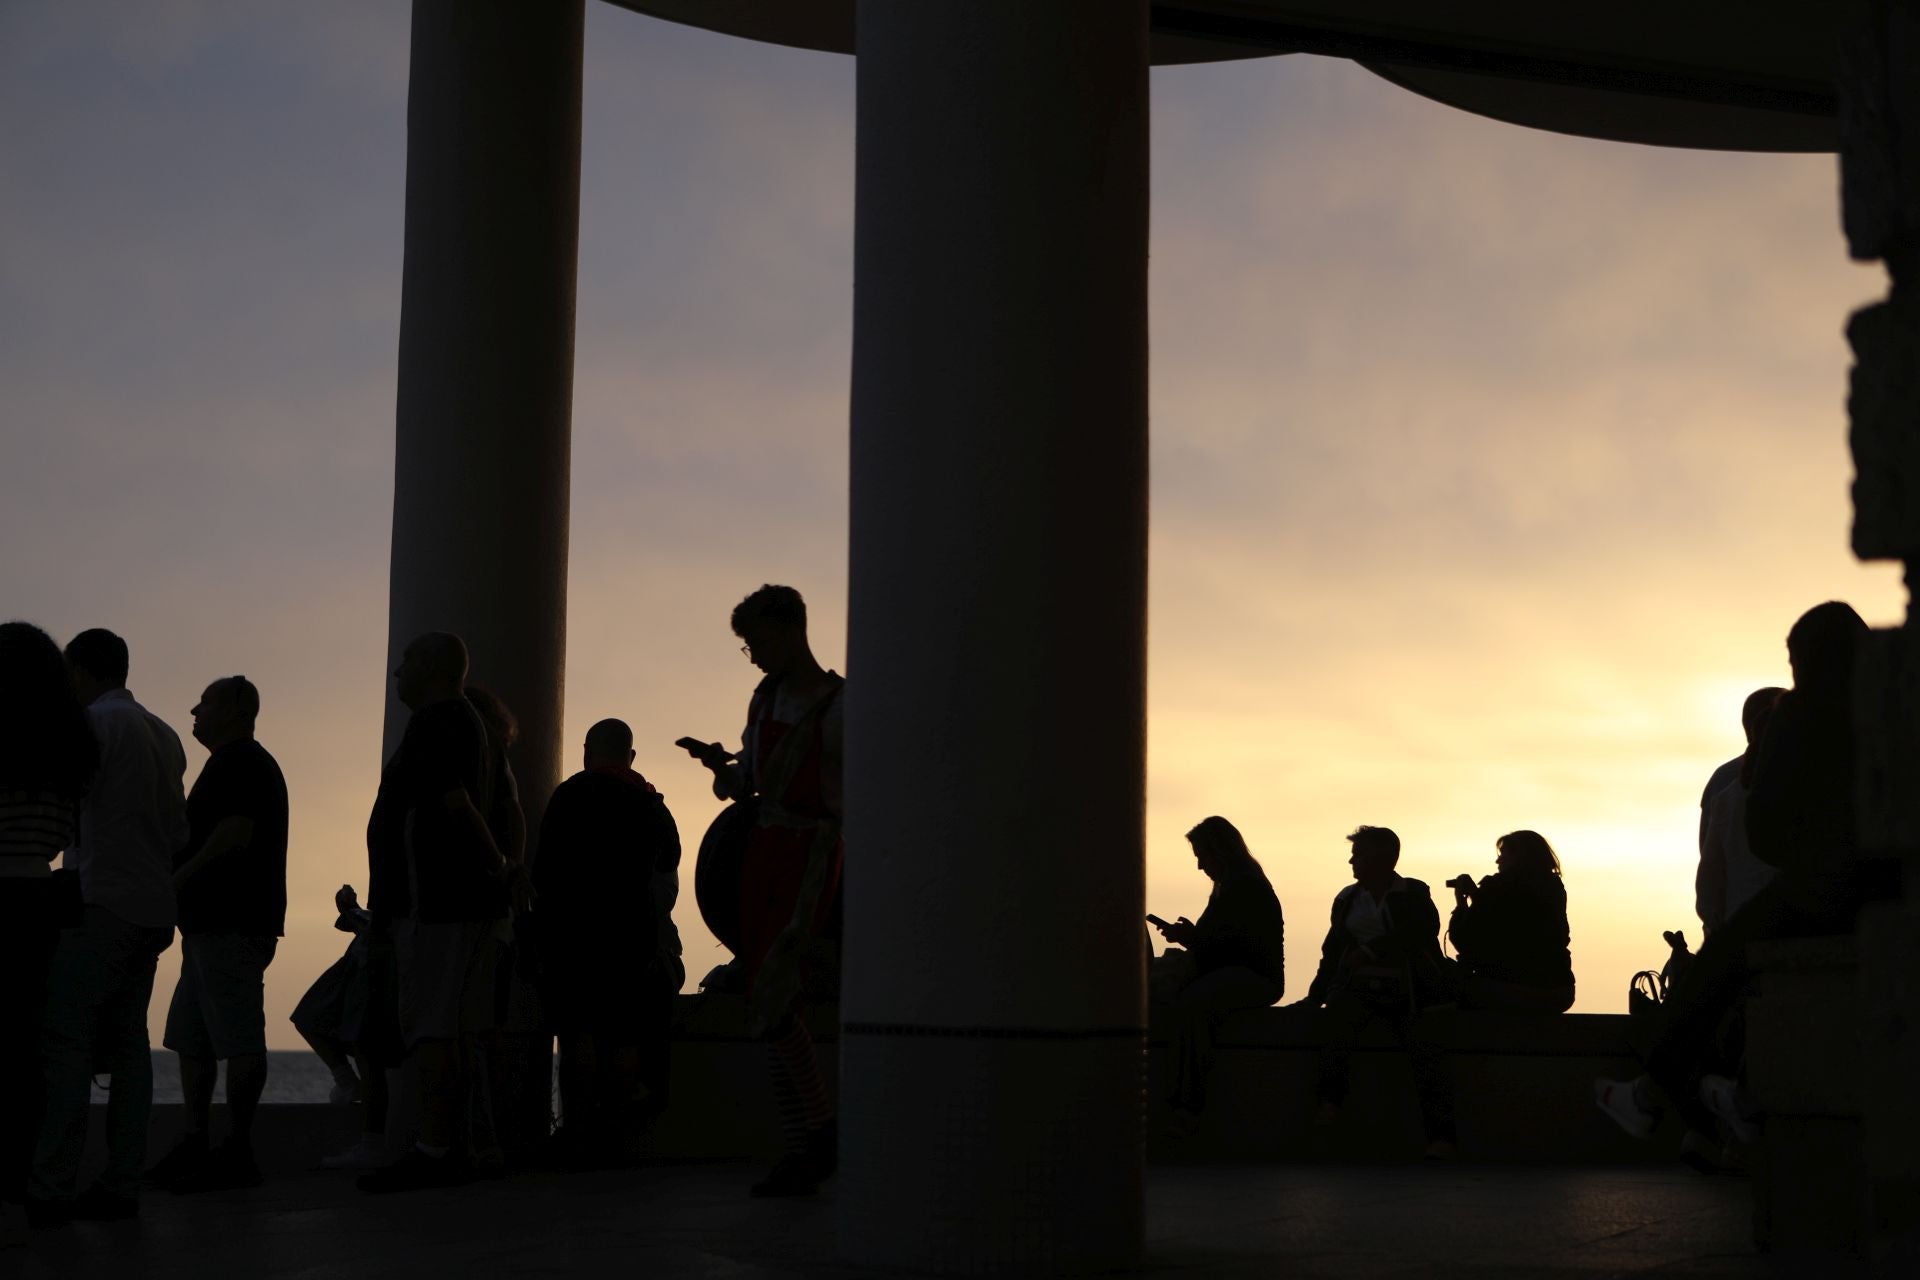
[
  {"xmin": 583, "ymin": 718, "xmax": 635, "ymax": 772},
  {"xmin": 394, "ymin": 632, "xmax": 468, "ymax": 709},
  {"xmin": 0, "ymin": 621, "xmax": 98, "ymax": 797},
  {"xmin": 64, "ymin": 627, "xmax": 129, "ymax": 706},
  {"xmin": 731, "ymin": 585, "xmax": 810, "ymax": 676},
  {"xmin": 1494, "ymin": 829, "xmax": 1561, "ymax": 876},
  {"xmin": 1346, "ymin": 825, "xmax": 1400, "ymax": 886},
  {"xmin": 1785, "ymin": 601, "xmax": 1867, "ymax": 695},
  {"xmin": 1740, "ymin": 687, "xmax": 1786, "ymax": 745},
  {"xmin": 465, "ymin": 685, "xmax": 518, "ymax": 750},
  {"xmin": 191, "ymin": 675, "xmax": 259, "ymax": 751},
  {"xmin": 1186, "ymin": 815, "xmax": 1261, "ymax": 883},
  {"xmin": 1739, "ymin": 691, "xmax": 1785, "ymax": 788}
]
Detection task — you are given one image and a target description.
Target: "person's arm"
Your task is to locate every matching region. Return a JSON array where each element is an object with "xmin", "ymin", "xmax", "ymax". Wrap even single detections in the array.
[
  {"xmin": 173, "ymin": 815, "xmax": 255, "ymax": 889},
  {"xmin": 443, "ymin": 788, "xmax": 505, "ymax": 872},
  {"xmin": 1696, "ymin": 802, "xmax": 1729, "ymax": 935},
  {"xmin": 1300, "ymin": 899, "xmax": 1346, "ymax": 1006},
  {"xmin": 820, "ymin": 692, "xmax": 843, "ymax": 820}
]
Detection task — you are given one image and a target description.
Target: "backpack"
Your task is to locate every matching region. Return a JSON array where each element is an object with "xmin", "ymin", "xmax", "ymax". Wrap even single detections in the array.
[{"xmin": 1627, "ymin": 929, "xmax": 1694, "ymax": 1021}]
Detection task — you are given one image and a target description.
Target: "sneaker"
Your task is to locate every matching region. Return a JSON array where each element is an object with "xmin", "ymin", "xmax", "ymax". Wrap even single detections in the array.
[
  {"xmin": 749, "ymin": 1150, "xmax": 823, "ymax": 1198},
  {"xmin": 1593, "ymin": 1077, "xmax": 1658, "ymax": 1141},
  {"xmin": 144, "ymin": 1132, "xmax": 210, "ymax": 1188},
  {"xmin": 319, "ymin": 1134, "xmax": 387, "ymax": 1171},
  {"xmin": 356, "ymin": 1147, "xmax": 471, "ymax": 1195},
  {"xmin": 71, "ymin": 1184, "xmax": 138, "ymax": 1222},
  {"xmin": 170, "ymin": 1142, "xmax": 263, "ymax": 1194},
  {"xmin": 328, "ymin": 1075, "xmax": 361, "ymax": 1106},
  {"xmin": 1699, "ymin": 1075, "xmax": 1761, "ymax": 1145}
]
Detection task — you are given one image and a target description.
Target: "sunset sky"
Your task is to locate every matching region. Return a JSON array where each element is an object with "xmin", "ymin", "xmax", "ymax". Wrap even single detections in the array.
[{"xmin": 2, "ymin": 2, "xmax": 1903, "ymax": 1048}]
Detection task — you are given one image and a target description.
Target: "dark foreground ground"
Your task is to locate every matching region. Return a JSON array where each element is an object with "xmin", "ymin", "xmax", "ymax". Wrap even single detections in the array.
[{"xmin": 11, "ymin": 1160, "xmax": 1850, "ymax": 1278}]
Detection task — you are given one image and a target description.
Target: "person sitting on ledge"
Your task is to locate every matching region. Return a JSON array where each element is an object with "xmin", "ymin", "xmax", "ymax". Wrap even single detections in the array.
[
  {"xmin": 1149, "ymin": 816, "xmax": 1285, "ymax": 1131},
  {"xmin": 1293, "ymin": 825, "xmax": 1458, "ymax": 1158},
  {"xmin": 1596, "ymin": 601, "xmax": 1896, "ymax": 1156},
  {"xmin": 1446, "ymin": 830, "xmax": 1575, "ymax": 1014}
]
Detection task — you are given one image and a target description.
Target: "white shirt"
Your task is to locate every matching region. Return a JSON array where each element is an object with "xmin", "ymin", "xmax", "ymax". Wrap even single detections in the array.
[
  {"xmin": 1343, "ymin": 876, "xmax": 1402, "ymax": 945},
  {"xmin": 67, "ymin": 688, "xmax": 188, "ymax": 929},
  {"xmin": 1700, "ymin": 780, "xmax": 1776, "ymax": 933}
]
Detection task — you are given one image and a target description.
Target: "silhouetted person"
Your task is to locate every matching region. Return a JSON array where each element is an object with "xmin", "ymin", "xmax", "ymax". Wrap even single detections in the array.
[
  {"xmin": 147, "ymin": 676, "xmax": 287, "ymax": 1193},
  {"xmin": 0, "ymin": 623, "xmax": 97, "ymax": 1237},
  {"xmin": 1695, "ymin": 688, "xmax": 1783, "ymax": 936},
  {"xmin": 1295, "ymin": 825, "xmax": 1458, "ymax": 1156},
  {"xmin": 1598, "ymin": 602, "xmax": 1893, "ymax": 1146},
  {"xmin": 681, "ymin": 584, "xmax": 843, "ymax": 1197},
  {"xmin": 291, "ymin": 884, "xmax": 376, "ymax": 1105},
  {"xmin": 534, "ymin": 718, "xmax": 681, "ymax": 1166},
  {"xmin": 463, "ymin": 685, "xmax": 528, "ymax": 1171},
  {"xmin": 30, "ymin": 629, "xmax": 186, "ymax": 1223},
  {"xmin": 1447, "ymin": 830, "xmax": 1574, "ymax": 1014},
  {"xmin": 358, "ymin": 632, "xmax": 509, "ymax": 1194},
  {"xmin": 1150, "ymin": 816, "xmax": 1284, "ymax": 1127}
]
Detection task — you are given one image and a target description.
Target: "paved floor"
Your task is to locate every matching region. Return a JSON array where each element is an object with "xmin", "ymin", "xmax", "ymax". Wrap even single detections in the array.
[{"xmin": 10, "ymin": 1161, "xmax": 1848, "ymax": 1278}]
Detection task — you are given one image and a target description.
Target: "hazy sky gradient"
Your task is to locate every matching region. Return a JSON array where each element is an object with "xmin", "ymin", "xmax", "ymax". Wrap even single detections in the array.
[{"xmin": 1, "ymin": 2, "xmax": 1901, "ymax": 1047}]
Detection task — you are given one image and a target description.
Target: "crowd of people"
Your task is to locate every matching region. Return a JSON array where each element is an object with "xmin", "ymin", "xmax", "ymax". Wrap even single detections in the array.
[
  {"xmin": 0, "ymin": 583, "xmax": 843, "ymax": 1240},
  {"xmin": 1145, "ymin": 599, "xmax": 1896, "ymax": 1173},
  {"xmin": 0, "ymin": 591, "xmax": 1891, "ymax": 1239}
]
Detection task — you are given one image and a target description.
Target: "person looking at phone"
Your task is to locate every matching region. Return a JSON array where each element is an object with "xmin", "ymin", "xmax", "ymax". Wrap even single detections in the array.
[
  {"xmin": 678, "ymin": 585, "xmax": 843, "ymax": 1198},
  {"xmin": 1445, "ymin": 830, "xmax": 1574, "ymax": 1014},
  {"xmin": 1147, "ymin": 817, "xmax": 1284, "ymax": 1129}
]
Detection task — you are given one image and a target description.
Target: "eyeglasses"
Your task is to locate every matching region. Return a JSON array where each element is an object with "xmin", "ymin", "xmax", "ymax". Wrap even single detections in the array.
[{"xmin": 739, "ymin": 644, "xmax": 752, "ymax": 658}]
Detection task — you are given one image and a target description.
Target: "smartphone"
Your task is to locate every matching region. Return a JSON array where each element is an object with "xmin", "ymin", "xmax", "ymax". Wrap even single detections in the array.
[{"xmin": 1145, "ymin": 913, "xmax": 1172, "ymax": 930}]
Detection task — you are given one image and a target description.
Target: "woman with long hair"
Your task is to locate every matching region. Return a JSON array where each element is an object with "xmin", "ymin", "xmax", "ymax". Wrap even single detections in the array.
[
  {"xmin": 1149, "ymin": 816, "xmax": 1285, "ymax": 1127},
  {"xmin": 1446, "ymin": 829, "xmax": 1575, "ymax": 1014},
  {"xmin": 0, "ymin": 621, "xmax": 98, "ymax": 1227}
]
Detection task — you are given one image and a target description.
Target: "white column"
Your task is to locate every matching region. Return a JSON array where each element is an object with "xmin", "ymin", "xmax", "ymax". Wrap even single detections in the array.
[
  {"xmin": 384, "ymin": 0, "xmax": 583, "ymax": 828},
  {"xmin": 839, "ymin": 2, "xmax": 1151, "ymax": 1271}
]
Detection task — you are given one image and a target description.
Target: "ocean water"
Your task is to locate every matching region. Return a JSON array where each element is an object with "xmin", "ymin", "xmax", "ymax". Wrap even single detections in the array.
[{"xmin": 95, "ymin": 1051, "xmax": 336, "ymax": 1105}]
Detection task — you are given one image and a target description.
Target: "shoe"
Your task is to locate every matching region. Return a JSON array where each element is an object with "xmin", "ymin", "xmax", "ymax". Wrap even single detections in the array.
[
  {"xmin": 1422, "ymin": 1139, "xmax": 1457, "ymax": 1160},
  {"xmin": 71, "ymin": 1184, "xmax": 137, "ymax": 1221},
  {"xmin": 1593, "ymin": 1077, "xmax": 1657, "ymax": 1141},
  {"xmin": 750, "ymin": 1150, "xmax": 823, "ymax": 1198},
  {"xmin": 1699, "ymin": 1075, "xmax": 1761, "ymax": 1145},
  {"xmin": 144, "ymin": 1132, "xmax": 209, "ymax": 1188},
  {"xmin": 356, "ymin": 1147, "xmax": 472, "ymax": 1195},
  {"xmin": 319, "ymin": 1135, "xmax": 387, "ymax": 1171},
  {"xmin": 468, "ymin": 1146, "xmax": 507, "ymax": 1180},
  {"xmin": 22, "ymin": 1199, "xmax": 71, "ymax": 1231},
  {"xmin": 328, "ymin": 1076, "xmax": 361, "ymax": 1106},
  {"xmin": 169, "ymin": 1142, "xmax": 263, "ymax": 1194},
  {"xmin": 1312, "ymin": 1101, "xmax": 1340, "ymax": 1129}
]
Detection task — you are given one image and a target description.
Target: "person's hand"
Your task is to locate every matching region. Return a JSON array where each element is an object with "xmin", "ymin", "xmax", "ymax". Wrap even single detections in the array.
[
  {"xmin": 504, "ymin": 861, "xmax": 535, "ymax": 912},
  {"xmin": 676, "ymin": 737, "xmax": 733, "ymax": 772},
  {"xmin": 1160, "ymin": 917, "xmax": 1197, "ymax": 947},
  {"xmin": 335, "ymin": 883, "xmax": 360, "ymax": 915}
]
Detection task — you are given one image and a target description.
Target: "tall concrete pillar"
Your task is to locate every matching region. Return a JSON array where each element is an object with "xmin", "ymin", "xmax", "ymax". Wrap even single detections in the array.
[
  {"xmin": 384, "ymin": 0, "xmax": 583, "ymax": 829},
  {"xmin": 839, "ymin": 2, "xmax": 1150, "ymax": 1271}
]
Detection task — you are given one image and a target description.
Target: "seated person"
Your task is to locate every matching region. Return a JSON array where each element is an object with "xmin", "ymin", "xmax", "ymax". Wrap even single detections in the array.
[
  {"xmin": 533, "ymin": 718, "xmax": 681, "ymax": 1166},
  {"xmin": 1294, "ymin": 825, "xmax": 1457, "ymax": 1157},
  {"xmin": 1446, "ymin": 830, "xmax": 1575, "ymax": 1014},
  {"xmin": 1149, "ymin": 816, "xmax": 1284, "ymax": 1125},
  {"xmin": 1695, "ymin": 689, "xmax": 1783, "ymax": 937},
  {"xmin": 1597, "ymin": 602, "xmax": 1896, "ymax": 1150},
  {"xmin": 290, "ymin": 883, "xmax": 374, "ymax": 1106}
]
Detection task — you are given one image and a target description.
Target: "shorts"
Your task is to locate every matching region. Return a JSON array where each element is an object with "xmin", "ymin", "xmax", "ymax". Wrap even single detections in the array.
[
  {"xmin": 395, "ymin": 917, "xmax": 502, "ymax": 1048},
  {"xmin": 163, "ymin": 932, "xmax": 277, "ymax": 1059}
]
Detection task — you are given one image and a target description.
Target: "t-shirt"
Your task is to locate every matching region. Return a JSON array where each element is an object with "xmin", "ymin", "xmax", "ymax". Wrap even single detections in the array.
[
  {"xmin": 367, "ymin": 697, "xmax": 500, "ymax": 924},
  {"xmin": 176, "ymin": 739, "xmax": 289, "ymax": 936}
]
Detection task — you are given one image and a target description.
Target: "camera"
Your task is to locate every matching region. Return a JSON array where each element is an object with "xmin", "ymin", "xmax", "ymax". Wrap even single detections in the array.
[{"xmin": 1445, "ymin": 875, "xmax": 1476, "ymax": 892}]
